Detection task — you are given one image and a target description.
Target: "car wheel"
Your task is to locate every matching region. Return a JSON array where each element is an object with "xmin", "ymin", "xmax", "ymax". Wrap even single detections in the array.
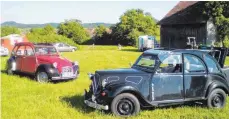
[
  {"xmin": 207, "ymin": 89, "xmax": 226, "ymax": 108},
  {"xmin": 36, "ymin": 71, "xmax": 50, "ymax": 83},
  {"xmin": 7, "ymin": 68, "xmax": 13, "ymax": 75},
  {"xmin": 72, "ymin": 49, "xmax": 75, "ymax": 52},
  {"xmin": 111, "ymin": 93, "xmax": 140, "ymax": 116}
]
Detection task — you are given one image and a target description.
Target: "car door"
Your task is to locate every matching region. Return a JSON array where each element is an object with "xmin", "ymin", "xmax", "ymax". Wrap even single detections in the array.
[
  {"xmin": 57, "ymin": 43, "xmax": 64, "ymax": 52},
  {"xmin": 21, "ymin": 45, "xmax": 37, "ymax": 73},
  {"xmin": 183, "ymin": 54, "xmax": 208, "ymax": 99},
  {"xmin": 152, "ymin": 54, "xmax": 184, "ymax": 102},
  {"xmin": 15, "ymin": 45, "xmax": 26, "ymax": 71}
]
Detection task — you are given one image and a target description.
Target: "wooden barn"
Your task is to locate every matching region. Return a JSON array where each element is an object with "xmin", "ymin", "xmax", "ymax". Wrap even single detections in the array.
[{"xmin": 158, "ymin": 1, "xmax": 217, "ymax": 49}]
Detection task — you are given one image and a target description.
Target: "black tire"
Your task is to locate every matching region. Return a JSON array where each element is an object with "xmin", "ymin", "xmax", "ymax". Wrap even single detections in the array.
[
  {"xmin": 72, "ymin": 48, "xmax": 75, "ymax": 52},
  {"xmin": 7, "ymin": 62, "xmax": 14, "ymax": 75},
  {"xmin": 111, "ymin": 93, "xmax": 140, "ymax": 116},
  {"xmin": 207, "ymin": 89, "xmax": 227, "ymax": 108},
  {"xmin": 36, "ymin": 70, "xmax": 50, "ymax": 83},
  {"xmin": 7, "ymin": 68, "xmax": 13, "ymax": 75}
]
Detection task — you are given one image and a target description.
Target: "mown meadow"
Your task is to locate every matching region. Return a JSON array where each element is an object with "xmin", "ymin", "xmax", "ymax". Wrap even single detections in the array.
[{"xmin": 1, "ymin": 46, "xmax": 229, "ymax": 119}]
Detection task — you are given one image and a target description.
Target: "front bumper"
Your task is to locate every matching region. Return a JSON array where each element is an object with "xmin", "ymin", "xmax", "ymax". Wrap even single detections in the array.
[
  {"xmin": 51, "ymin": 75, "xmax": 78, "ymax": 80},
  {"xmin": 84, "ymin": 90, "xmax": 109, "ymax": 110}
]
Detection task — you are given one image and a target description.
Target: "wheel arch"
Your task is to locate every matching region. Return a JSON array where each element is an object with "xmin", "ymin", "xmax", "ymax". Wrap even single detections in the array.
[
  {"xmin": 206, "ymin": 82, "xmax": 229, "ymax": 98},
  {"xmin": 109, "ymin": 85, "xmax": 152, "ymax": 107},
  {"xmin": 35, "ymin": 64, "xmax": 53, "ymax": 77}
]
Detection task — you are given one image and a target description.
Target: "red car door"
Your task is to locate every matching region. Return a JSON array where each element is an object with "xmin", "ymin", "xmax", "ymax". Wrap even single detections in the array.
[
  {"xmin": 21, "ymin": 46, "xmax": 37, "ymax": 73},
  {"xmin": 15, "ymin": 46, "xmax": 25, "ymax": 71}
]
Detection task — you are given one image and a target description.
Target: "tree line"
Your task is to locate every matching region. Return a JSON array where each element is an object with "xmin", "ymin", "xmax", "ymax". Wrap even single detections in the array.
[{"xmin": 1, "ymin": 3, "xmax": 229, "ymax": 47}]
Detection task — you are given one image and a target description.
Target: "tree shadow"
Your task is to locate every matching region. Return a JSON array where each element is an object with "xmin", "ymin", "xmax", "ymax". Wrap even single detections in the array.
[
  {"xmin": 121, "ymin": 48, "xmax": 140, "ymax": 52},
  {"xmin": 61, "ymin": 94, "xmax": 95, "ymax": 113}
]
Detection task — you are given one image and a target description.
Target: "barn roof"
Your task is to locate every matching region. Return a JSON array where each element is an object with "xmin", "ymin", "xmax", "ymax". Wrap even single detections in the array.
[
  {"xmin": 158, "ymin": 1, "xmax": 205, "ymax": 25},
  {"xmin": 163, "ymin": 1, "xmax": 198, "ymax": 20}
]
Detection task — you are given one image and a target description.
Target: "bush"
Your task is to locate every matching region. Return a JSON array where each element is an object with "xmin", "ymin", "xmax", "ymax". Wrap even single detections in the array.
[
  {"xmin": 27, "ymin": 33, "xmax": 79, "ymax": 48},
  {"xmin": 1, "ymin": 26, "xmax": 20, "ymax": 37}
]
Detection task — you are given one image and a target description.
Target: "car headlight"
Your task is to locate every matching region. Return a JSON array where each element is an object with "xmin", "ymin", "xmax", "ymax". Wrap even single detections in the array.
[
  {"xmin": 88, "ymin": 73, "xmax": 94, "ymax": 80},
  {"xmin": 53, "ymin": 62, "xmax": 58, "ymax": 68},
  {"xmin": 102, "ymin": 79, "xmax": 107, "ymax": 87},
  {"xmin": 73, "ymin": 61, "xmax": 79, "ymax": 65}
]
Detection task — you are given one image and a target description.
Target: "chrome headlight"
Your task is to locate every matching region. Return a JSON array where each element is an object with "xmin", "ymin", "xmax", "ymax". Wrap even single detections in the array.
[
  {"xmin": 73, "ymin": 61, "xmax": 79, "ymax": 65},
  {"xmin": 52, "ymin": 62, "xmax": 58, "ymax": 68},
  {"xmin": 102, "ymin": 79, "xmax": 107, "ymax": 87},
  {"xmin": 88, "ymin": 73, "xmax": 94, "ymax": 80}
]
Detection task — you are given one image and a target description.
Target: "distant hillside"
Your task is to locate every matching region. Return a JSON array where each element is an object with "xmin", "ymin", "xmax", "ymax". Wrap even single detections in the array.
[{"xmin": 1, "ymin": 21, "xmax": 114, "ymax": 29}]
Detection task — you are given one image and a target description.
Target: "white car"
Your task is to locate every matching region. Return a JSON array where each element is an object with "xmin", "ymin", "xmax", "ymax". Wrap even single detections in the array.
[
  {"xmin": 52, "ymin": 43, "xmax": 77, "ymax": 52},
  {"xmin": 0, "ymin": 46, "xmax": 9, "ymax": 56}
]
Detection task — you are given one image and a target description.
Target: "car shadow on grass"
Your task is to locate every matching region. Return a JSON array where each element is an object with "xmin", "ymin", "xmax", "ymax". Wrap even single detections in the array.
[
  {"xmin": 61, "ymin": 94, "xmax": 95, "ymax": 113},
  {"xmin": 1, "ymin": 69, "xmax": 36, "ymax": 81}
]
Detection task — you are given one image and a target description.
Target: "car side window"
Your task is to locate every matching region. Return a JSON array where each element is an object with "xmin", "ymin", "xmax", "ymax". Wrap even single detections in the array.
[
  {"xmin": 25, "ymin": 46, "xmax": 34, "ymax": 56},
  {"xmin": 158, "ymin": 54, "xmax": 182, "ymax": 73},
  {"xmin": 58, "ymin": 43, "xmax": 63, "ymax": 47},
  {"xmin": 184, "ymin": 54, "xmax": 206, "ymax": 73},
  {"xmin": 204, "ymin": 54, "xmax": 220, "ymax": 73},
  {"xmin": 16, "ymin": 46, "xmax": 25, "ymax": 56}
]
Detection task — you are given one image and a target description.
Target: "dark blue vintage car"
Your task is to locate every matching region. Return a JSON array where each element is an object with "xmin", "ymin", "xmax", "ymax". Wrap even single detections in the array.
[{"xmin": 84, "ymin": 49, "xmax": 229, "ymax": 116}]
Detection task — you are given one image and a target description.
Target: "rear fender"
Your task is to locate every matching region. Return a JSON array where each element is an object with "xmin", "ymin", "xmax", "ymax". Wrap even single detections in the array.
[{"xmin": 206, "ymin": 81, "xmax": 229, "ymax": 97}]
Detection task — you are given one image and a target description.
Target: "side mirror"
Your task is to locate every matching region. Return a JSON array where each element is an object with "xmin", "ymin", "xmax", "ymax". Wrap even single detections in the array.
[{"xmin": 11, "ymin": 51, "xmax": 15, "ymax": 55}]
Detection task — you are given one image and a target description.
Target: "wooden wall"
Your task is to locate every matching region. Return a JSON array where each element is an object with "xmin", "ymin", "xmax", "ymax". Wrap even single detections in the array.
[{"xmin": 160, "ymin": 23, "xmax": 207, "ymax": 49}]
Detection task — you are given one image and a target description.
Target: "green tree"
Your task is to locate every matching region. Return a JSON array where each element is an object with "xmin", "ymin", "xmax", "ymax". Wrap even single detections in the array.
[
  {"xmin": 94, "ymin": 25, "xmax": 112, "ymax": 45},
  {"xmin": 30, "ymin": 25, "xmax": 55, "ymax": 35},
  {"xmin": 1, "ymin": 26, "xmax": 20, "ymax": 37},
  {"xmin": 204, "ymin": 2, "xmax": 229, "ymax": 45},
  {"xmin": 43, "ymin": 24, "xmax": 55, "ymax": 35},
  {"xmin": 95, "ymin": 25, "xmax": 107, "ymax": 37},
  {"xmin": 111, "ymin": 9, "xmax": 159, "ymax": 46},
  {"xmin": 57, "ymin": 20, "xmax": 90, "ymax": 44}
]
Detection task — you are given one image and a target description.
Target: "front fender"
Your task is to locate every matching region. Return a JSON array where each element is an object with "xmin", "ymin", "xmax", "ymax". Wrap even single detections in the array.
[
  {"xmin": 36, "ymin": 64, "xmax": 59, "ymax": 77},
  {"xmin": 105, "ymin": 84, "xmax": 152, "ymax": 107}
]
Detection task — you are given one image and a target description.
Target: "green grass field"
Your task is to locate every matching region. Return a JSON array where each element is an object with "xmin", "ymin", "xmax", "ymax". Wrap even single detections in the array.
[{"xmin": 1, "ymin": 46, "xmax": 229, "ymax": 119}]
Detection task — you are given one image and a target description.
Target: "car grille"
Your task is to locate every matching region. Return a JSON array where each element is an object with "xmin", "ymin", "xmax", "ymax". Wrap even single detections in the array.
[{"xmin": 91, "ymin": 73, "xmax": 100, "ymax": 95}]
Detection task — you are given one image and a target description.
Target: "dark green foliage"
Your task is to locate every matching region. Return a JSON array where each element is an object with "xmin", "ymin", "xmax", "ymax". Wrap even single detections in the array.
[
  {"xmin": 93, "ymin": 25, "xmax": 113, "ymax": 45},
  {"xmin": 204, "ymin": 2, "xmax": 229, "ymax": 42},
  {"xmin": 1, "ymin": 26, "xmax": 20, "ymax": 37},
  {"xmin": 57, "ymin": 21, "xmax": 90, "ymax": 44},
  {"xmin": 111, "ymin": 9, "xmax": 160, "ymax": 46}
]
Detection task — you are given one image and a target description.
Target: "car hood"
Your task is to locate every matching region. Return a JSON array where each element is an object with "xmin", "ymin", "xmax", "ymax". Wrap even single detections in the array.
[
  {"xmin": 36, "ymin": 55, "xmax": 72, "ymax": 66},
  {"xmin": 96, "ymin": 68, "xmax": 147, "ymax": 75}
]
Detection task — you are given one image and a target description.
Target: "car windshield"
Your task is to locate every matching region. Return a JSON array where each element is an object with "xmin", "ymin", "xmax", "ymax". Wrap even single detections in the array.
[
  {"xmin": 35, "ymin": 46, "xmax": 58, "ymax": 55},
  {"xmin": 134, "ymin": 54, "xmax": 157, "ymax": 69}
]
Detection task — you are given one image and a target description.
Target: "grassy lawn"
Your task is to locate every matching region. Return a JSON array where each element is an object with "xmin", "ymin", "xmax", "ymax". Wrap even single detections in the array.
[{"xmin": 1, "ymin": 46, "xmax": 229, "ymax": 119}]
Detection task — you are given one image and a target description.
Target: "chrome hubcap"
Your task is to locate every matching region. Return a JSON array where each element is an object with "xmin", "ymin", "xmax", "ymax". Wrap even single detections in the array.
[
  {"xmin": 37, "ymin": 72, "xmax": 49, "ymax": 83},
  {"xmin": 212, "ymin": 94, "xmax": 224, "ymax": 108}
]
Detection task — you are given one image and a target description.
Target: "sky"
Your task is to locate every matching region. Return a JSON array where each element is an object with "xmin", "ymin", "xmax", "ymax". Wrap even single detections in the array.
[{"xmin": 1, "ymin": 1, "xmax": 178, "ymax": 24}]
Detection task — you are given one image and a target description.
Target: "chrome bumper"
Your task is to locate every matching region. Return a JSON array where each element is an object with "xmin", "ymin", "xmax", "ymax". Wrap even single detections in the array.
[
  {"xmin": 84, "ymin": 100, "xmax": 109, "ymax": 110},
  {"xmin": 84, "ymin": 90, "xmax": 109, "ymax": 110},
  {"xmin": 51, "ymin": 74, "xmax": 78, "ymax": 80}
]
